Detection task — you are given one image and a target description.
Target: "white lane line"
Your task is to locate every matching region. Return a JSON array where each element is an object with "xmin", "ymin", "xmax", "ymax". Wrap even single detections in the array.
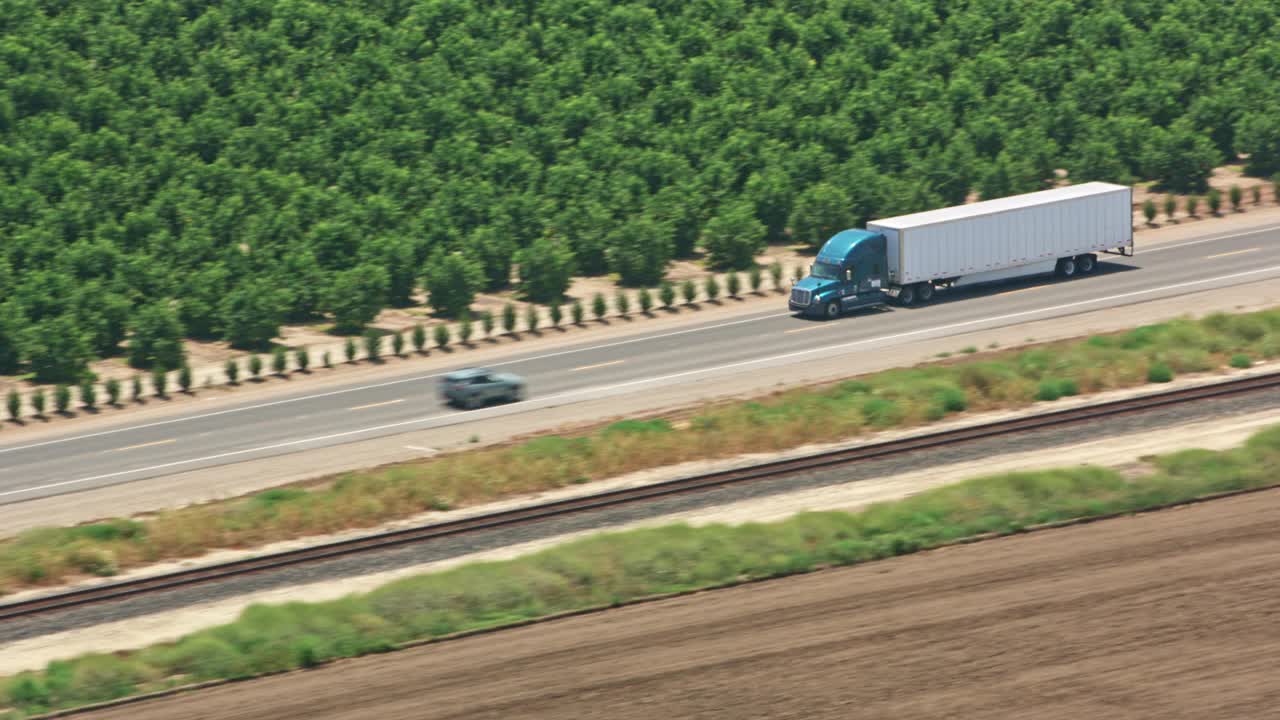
[
  {"xmin": 1206, "ymin": 247, "xmax": 1261, "ymax": 260},
  {"xmin": 110, "ymin": 439, "xmax": 176, "ymax": 453},
  {"xmin": 1139, "ymin": 224, "xmax": 1280, "ymax": 254},
  {"xmin": 0, "ymin": 310, "xmax": 791, "ymax": 456},
  {"xmin": 405, "ymin": 446, "xmax": 437, "ymax": 454},
  {"xmin": 349, "ymin": 399, "xmax": 405, "ymax": 411},
  {"xmin": 8, "ymin": 262, "xmax": 1280, "ymax": 501},
  {"xmin": 571, "ymin": 360, "xmax": 625, "ymax": 372}
]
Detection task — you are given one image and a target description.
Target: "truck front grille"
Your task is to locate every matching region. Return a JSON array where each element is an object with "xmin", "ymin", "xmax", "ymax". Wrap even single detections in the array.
[{"xmin": 790, "ymin": 288, "xmax": 811, "ymax": 306}]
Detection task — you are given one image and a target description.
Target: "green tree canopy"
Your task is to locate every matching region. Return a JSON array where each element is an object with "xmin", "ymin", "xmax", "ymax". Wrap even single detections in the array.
[
  {"xmin": 127, "ymin": 302, "xmax": 187, "ymax": 371},
  {"xmin": 517, "ymin": 237, "xmax": 577, "ymax": 304},
  {"xmin": 423, "ymin": 250, "xmax": 484, "ymax": 318},
  {"xmin": 327, "ymin": 264, "xmax": 391, "ymax": 334},
  {"xmin": 703, "ymin": 202, "xmax": 766, "ymax": 271}
]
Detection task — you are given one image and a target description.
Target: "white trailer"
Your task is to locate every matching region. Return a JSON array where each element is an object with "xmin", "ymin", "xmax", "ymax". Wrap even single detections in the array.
[{"xmin": 866, "ymin": 182, "xmax": 1133, "ymax": 305}]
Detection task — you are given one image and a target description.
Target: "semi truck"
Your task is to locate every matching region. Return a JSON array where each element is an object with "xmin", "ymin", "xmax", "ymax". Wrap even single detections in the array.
[{"xmin": 788, "ymin": 182, "xmax": 1134, "ymax": 319}]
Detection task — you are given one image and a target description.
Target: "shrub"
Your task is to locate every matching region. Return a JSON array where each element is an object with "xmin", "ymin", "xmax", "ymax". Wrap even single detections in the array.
[
  {"xmin": 272, "ymin": 346, "xmax": 288, "ymax": 375},
  {"xmin": 249, "ymin": 354, "xmax": 263, "ymax": 378},
  {"xmin": 793, "ymin": 264, "xmax": 805, "ymax": 283},
  {"xmin": 1147, "ymin": 362, "xmax": 1174, "ymax": 383},
  {"xmin": 481, "ymin": 310, "xmax": 495, "ymax": 338},
  {"xmin": 704, "ymin": 275, "xmax": 721, "ymax": 301},
  {"xmin": 459, "ymin": 314, "xmax": 474, "ymax": 344},
  {"xmin": 1230, "ymin": 185, "xmax": 1243, "ymax": 212},
  {"xmin": 224, "ymin": 359, "xmax": 240, "ymax": 384},
  {"xmin": 681, "ymin": 279, "xmax": 697, "ymax": 304},
  {"xmin": 502, "ymin": 303, "xmax": 517, "ymax": 334},
  {"xmin": 296, "ymin": 347, "xmax": 310, "ymax": 372},
  {"xmin": 1142, "ymin": 198, "xmax": 1156, "ymax": 224},
  {"xmin": 31, "ymin": 388, "xmax": 46, "ymax": 417},
  {"xmin": 364, "ymin": 330, "xmax": 382, "ymax": 361},
  {"xmin": 592, "ymin": 293, "xmax": 608, "ymax": 321},
  {"xmin": 434, "ymin": 323, "xmax": 451, "ymax": 349},
  {"xmin": 1035, "ymin": 379, "xmax": 1062, "ymax": 401},
  {"xmin": 1252, "ymin": 185, "xmax": 1263, "ymax": 205},
  {"xmin": 54, "ymin": 384, "xmax": 72, "ymax": 413},
  {"xmin": 151, "ymin": 366, "xmax": 167, "ymax": 397},
  {"xmin": 412, "ymin": 324, "xmax": 426, "ymax": 353},
  {"xmin": 727, "ymin": 272, "xmax": 741, "ymax": 298},
  {"xmin": 1230, "ymin": 354, "xmax": 1253, "ymax": 369},
  {"xmin": 525, "ymin": 303, "xmax": 540, "ymax": 332},
  {"xmin": 749, "ymin": 266, "xmax": 763, "ymax": 293},
  {"xmin": 1163, "ymin": 195, "xmax": 1177, "ymax": 220},
  {"xmin": 178, "ymin": 364, "xmax": 193, "ymax": 393},
  {"xmin": 659, "ymin": 281, "xmax": 675, "ymax": 308},
  {"xmin": 6, "ymin": 388, "xmax": 19, "ymax": 420},
  {"xmin": 638, "ymin": 288, "xmax": 654, "ymax": 314},
  {"xmin": 79, "ymin": 379, "xmax": 96, "ymax": 409},
  {"xmin": 344, "ymin": 337, "xmax": 357, "ymax": 363},
  {"xmin": 391, "ymin": 331, "xmax": 405, "ymax": 357},
  {"xmin": 1185, "ymin": 195, "xmax": 1199, "ymax": 217},
  {"xmin": 322, "ymin": 351, "xmax": 332, "ymax": 368},
  {"xmin": 615, "ymin": 290, "xmax": 630, "ymax": 317},
  {"xmin": 550, "ymin": 302, "xmax": 563, "ymax": 327},
  {"xmin": 571, "ymin": 299, "xmax": 585, "ymax": 325},
  {"xmin": 105, "ymin": 378, "xmax": 121, "ymax": 406},
  {"xmin": 131, "ymin": 375, "xmax": 143, "ymax": 402},
  {"xmin": 1206, "ymin": 188, "xmax": 1221, "ymax": 215},
  {"xmin": 770, "ymin": 261, "xmax": 784, "ymax": 290}
]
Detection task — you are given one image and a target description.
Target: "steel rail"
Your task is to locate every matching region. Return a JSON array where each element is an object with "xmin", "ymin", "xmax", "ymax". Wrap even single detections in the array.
[{"xmin": 4, "ymin": 370, "xmax": 1279, "ymax": 622}]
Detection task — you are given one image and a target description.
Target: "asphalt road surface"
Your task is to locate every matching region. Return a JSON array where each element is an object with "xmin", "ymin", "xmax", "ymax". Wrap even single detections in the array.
[{"xmin": 4, "ymin": 223, "xmax": 1280, "ymax": 504}]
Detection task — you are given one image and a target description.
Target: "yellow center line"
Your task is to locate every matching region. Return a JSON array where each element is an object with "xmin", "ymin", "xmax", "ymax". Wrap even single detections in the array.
[
  {"xmin": 112, "ymin": 438, "xmax": 176, "ymax": 453},
  {"xmin": 571, "ymin": 359, "xmax": 626, "ymax": 372},
  {"xmin": 349, "ymin": 398, "xmax": 405, "ymax": 411},
  {"xmin": 1206, "ymin": 247, "xmax": 1261, "ymax": 260},
  {"xmin": 998, "ymin": 285, "xmax": 1047, "ymax": 297},
  {"xmin": 784, "ymin": 324, "xmax": 834, "ymax": 334}
]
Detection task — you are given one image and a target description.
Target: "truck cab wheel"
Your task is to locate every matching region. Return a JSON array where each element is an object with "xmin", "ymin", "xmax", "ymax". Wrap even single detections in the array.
[
  {"xmin": 1057, "ymin": 258, "xmax": 1077, "ymax": 278},
  {"xmin": 897, "ymin": 285, "xmax": 916, "ymax": 306},
  {"xmin": 916, "ymin": 282, "xmax": 935, "ymax": 303},
  {"xmin": 824, "ymin": 301, "xmax": 840, "ymax": 319},
  {"xmin": 1077, "ymin": 254, "xmax": 1096, "ymax": 274}
]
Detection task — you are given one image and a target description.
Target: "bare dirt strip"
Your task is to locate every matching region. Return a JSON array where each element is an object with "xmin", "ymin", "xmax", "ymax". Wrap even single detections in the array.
[{"xmin": 80, "ymin": 486, "xmax": 1280, "ymax": 720}]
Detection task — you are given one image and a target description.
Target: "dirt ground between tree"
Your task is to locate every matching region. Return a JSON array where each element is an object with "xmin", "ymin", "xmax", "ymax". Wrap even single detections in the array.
[{"xmin": 80, "ymin": 487, "xmax": 1280, "ymax": 720}]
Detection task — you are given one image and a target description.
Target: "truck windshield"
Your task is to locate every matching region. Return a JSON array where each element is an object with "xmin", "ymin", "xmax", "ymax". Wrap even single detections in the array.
[{"xmin": 810, "ymin": 261, "xmax": 842, "ymax": 280}]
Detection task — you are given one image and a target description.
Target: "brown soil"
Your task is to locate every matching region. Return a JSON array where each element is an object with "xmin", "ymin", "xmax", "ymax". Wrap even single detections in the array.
[{"xmin": 84, "ymin": 488, "xmax": 1280, "ymax": 720}]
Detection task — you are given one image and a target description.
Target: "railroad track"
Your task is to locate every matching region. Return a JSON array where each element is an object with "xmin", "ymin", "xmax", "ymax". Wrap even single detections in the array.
[{"xmin": 4, "ymin": 370, "xmax": 1280, "ymax": 623}]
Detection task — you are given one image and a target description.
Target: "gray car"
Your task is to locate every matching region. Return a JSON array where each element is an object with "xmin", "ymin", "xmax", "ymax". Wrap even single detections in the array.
[{"xmin": 440, "ymin": 367, "xmax": 526, "ymax": 409}]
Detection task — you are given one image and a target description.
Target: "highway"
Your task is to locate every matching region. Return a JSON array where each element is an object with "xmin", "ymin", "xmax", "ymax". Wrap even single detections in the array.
[{"xmin": 3, "ymin": 223, "xmax": 1280, "ymax": 505}]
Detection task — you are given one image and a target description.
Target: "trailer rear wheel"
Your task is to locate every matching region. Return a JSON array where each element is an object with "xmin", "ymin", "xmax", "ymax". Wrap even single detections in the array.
[
  {"xmin": 824, "ymin": 301, "xmax": 840, "ymax": 319},
  {"xmin": 1077, "ymin": 254, "xmax": 1096, "ymax": 274},
  {"xmin": 897, "ymin": 285, "xmax": 917, "ymax": 306},
  {"xmin": 916, "ymin": 282, "xmax": 935, "ymax": 303},
  {"xmin": 1056, "ymin": 258, "xmax": 1077, "ymax": 278}
]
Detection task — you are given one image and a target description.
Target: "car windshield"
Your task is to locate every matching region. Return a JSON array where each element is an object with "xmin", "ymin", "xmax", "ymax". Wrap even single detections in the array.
[{"xmin": 810, "ymin": 261, "xmax": 842, "ymax": 280}]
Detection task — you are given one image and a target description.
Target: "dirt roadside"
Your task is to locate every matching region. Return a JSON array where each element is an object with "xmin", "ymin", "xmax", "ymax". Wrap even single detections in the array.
[
  {"xmin": 5, "ymin": 402, "xmax": 1277, "ymax": 677},
  {"xmin": 76, "ymin": 485, "xmax": 1280, "ymax": 720}
]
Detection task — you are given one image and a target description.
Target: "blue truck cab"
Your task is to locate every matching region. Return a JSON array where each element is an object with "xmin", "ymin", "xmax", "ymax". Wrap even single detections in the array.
[{"xmin": 788, "ymin": 230, "xmax": 889, "ymax": 319}]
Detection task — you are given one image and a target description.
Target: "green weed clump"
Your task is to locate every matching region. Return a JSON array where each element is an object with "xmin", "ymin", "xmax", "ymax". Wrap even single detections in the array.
[
  {"xmin": 9, "ymin": 425, "xmax": 1280, "ymax": 717},
  {"xmin": 0, "ymin": 310, "xmax": 1276, "ymax": 595}
]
